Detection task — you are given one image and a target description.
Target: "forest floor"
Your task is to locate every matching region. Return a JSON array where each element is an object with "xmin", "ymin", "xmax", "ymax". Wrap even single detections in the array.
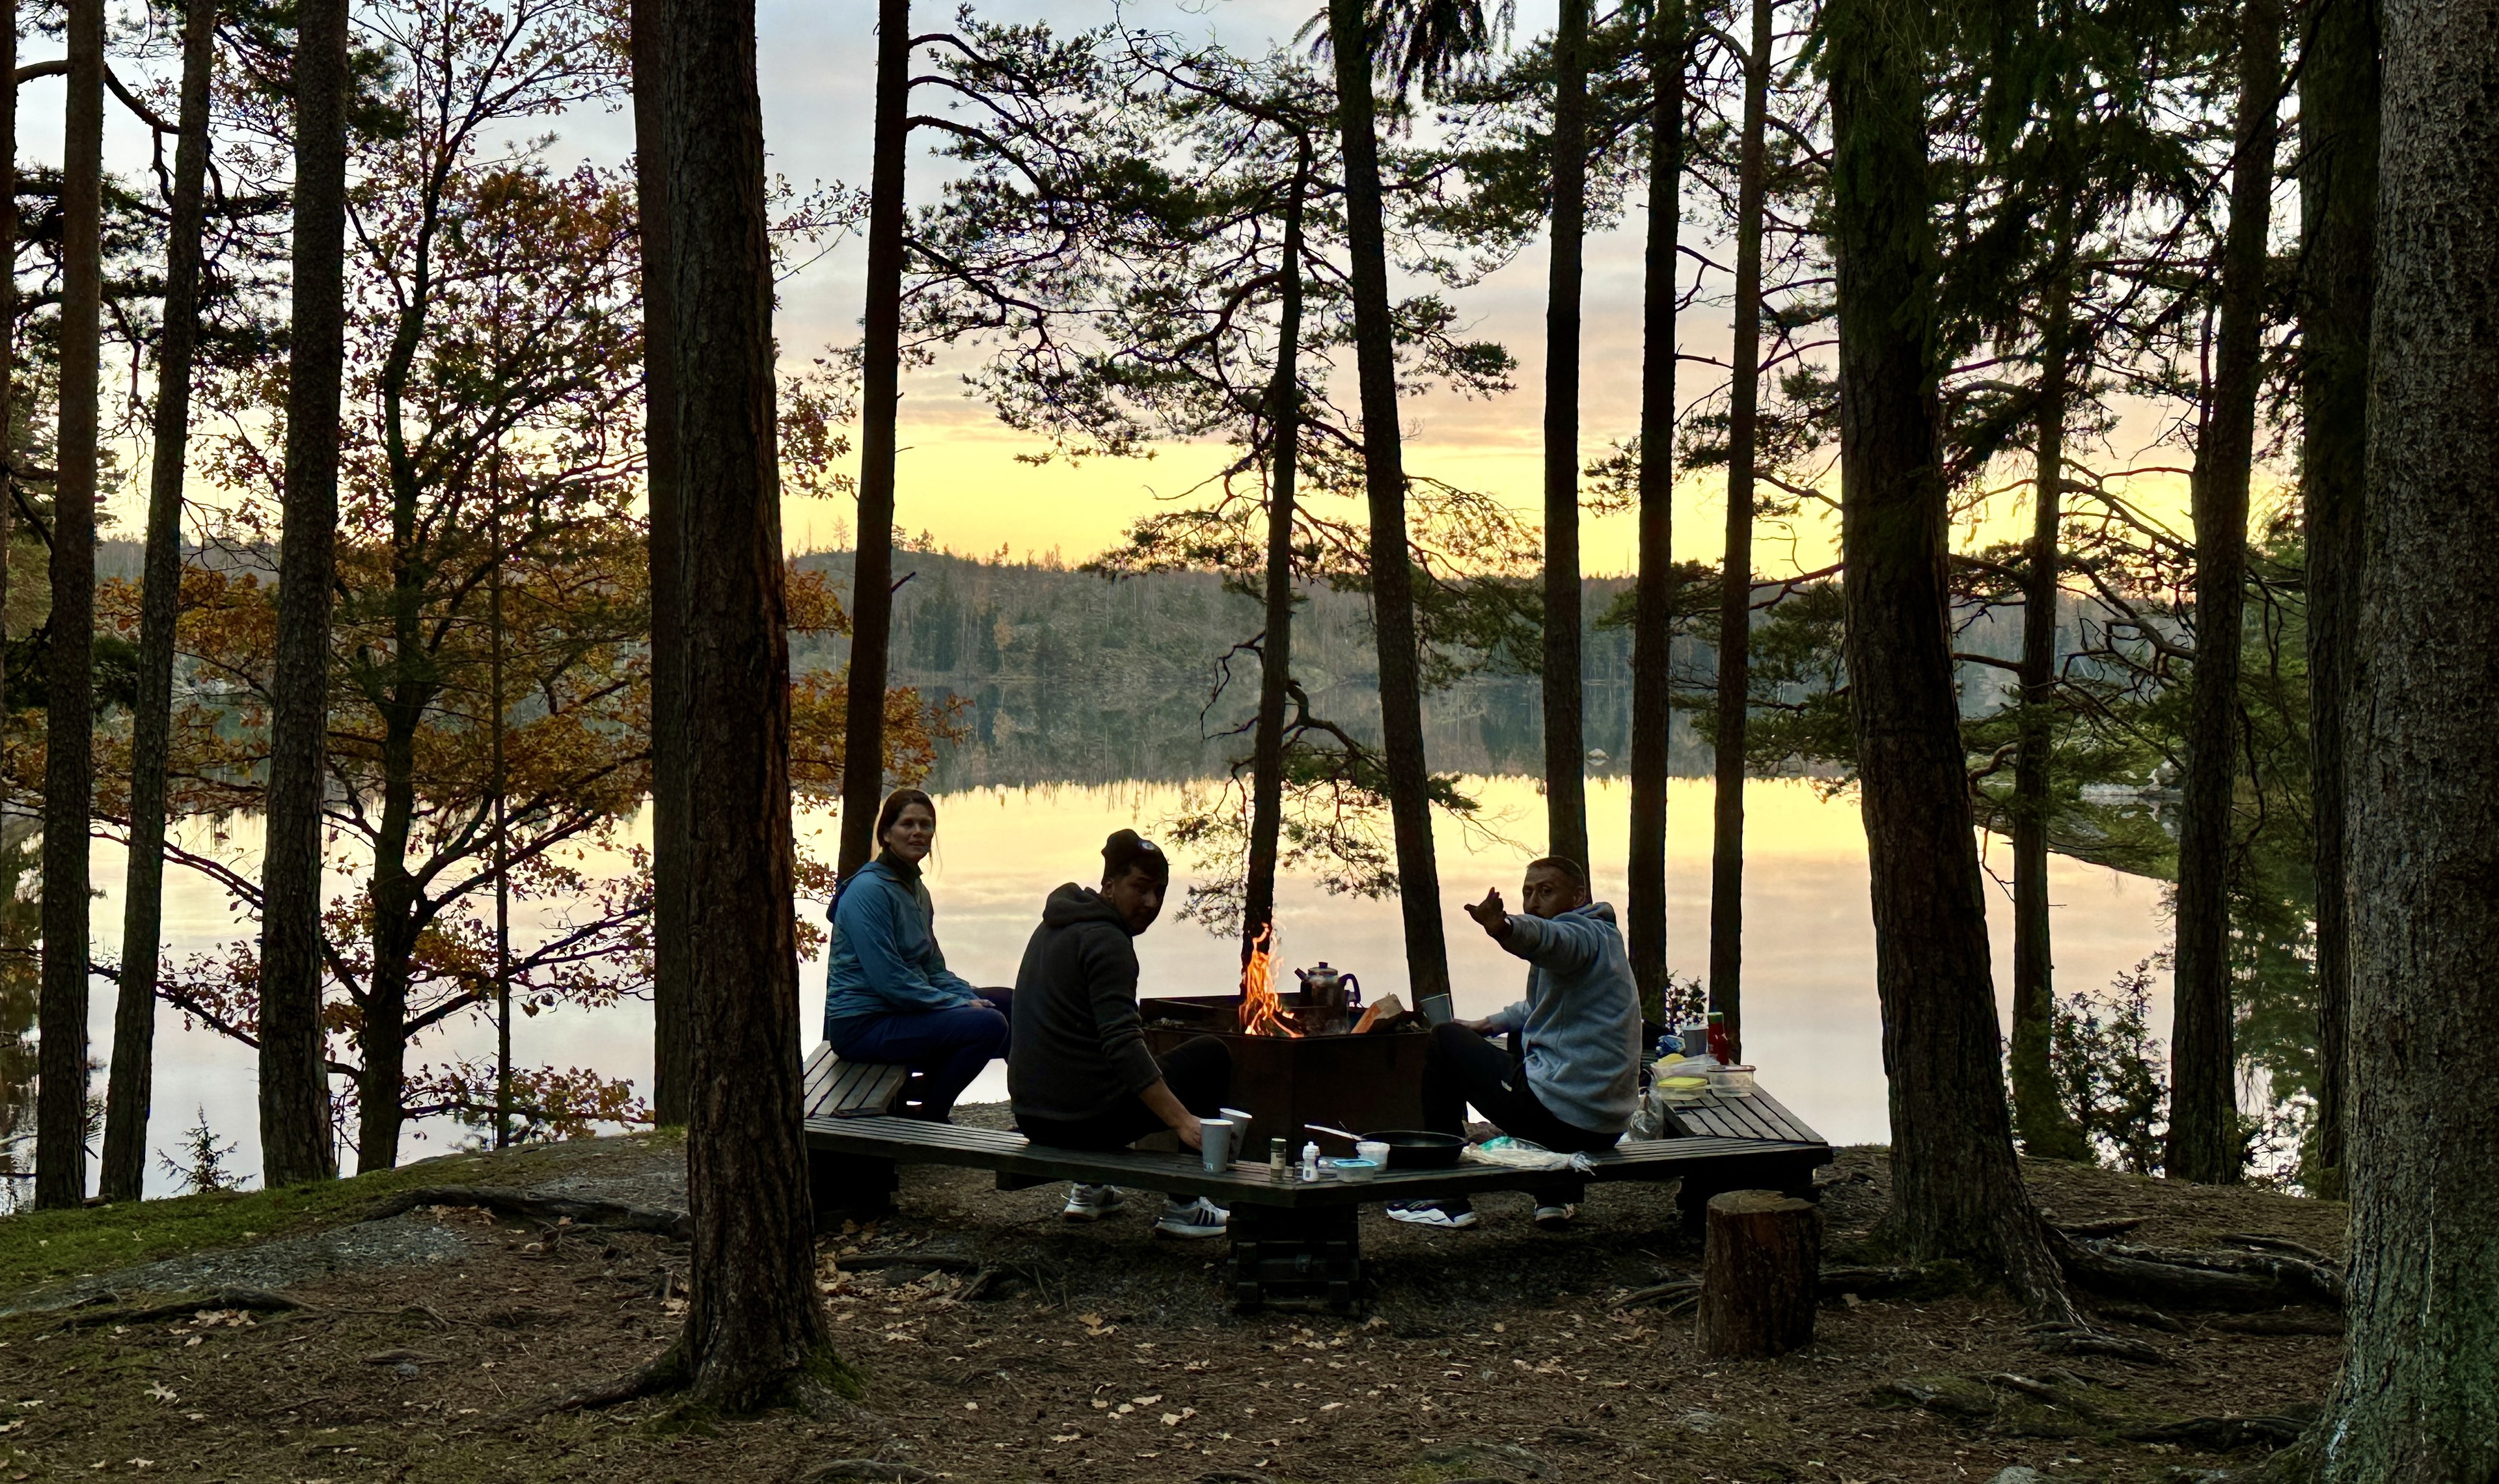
[{"xmin": 0, "ymin": 1109, "xmax": 2346, "ymax": 1484}]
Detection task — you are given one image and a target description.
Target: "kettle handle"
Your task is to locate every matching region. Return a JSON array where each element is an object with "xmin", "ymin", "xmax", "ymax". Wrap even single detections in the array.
[{"xmin": 1341, "ymin": 973, "xmax": 1361, "ymax": 1005}]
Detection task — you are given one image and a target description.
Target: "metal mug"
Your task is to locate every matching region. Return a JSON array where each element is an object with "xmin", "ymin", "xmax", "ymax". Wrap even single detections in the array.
[{"xmin": 1199, "ymin": 1117, "xmax": 1236, "ymax": 1173}]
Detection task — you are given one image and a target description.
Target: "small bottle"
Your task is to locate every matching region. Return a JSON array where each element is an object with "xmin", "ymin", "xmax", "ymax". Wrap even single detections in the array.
[
  {"xmin": 1269, "ymin": 1137, "xmax": 1289, "ymax": 1181},
  {"xmin": 1300, "ymin": 1141, "xmax": 1320, "ymax": 1182},
  {"xmin": 1706, "ymin": 1011, "xmax": 1730, "ymax": 1062}
]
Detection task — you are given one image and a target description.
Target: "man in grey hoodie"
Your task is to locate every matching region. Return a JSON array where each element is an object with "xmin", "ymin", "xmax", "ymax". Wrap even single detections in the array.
[
  {"xmin": 1387, "ymin": 856, "xmax": 1641, "ymax": 1231},
  {"xmin": 1009, "ymin": 830, "xmax": 1233, "ymax": 1239}
]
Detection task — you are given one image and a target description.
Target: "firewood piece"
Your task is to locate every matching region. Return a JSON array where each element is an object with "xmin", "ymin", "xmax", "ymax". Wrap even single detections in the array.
[
  {"xmin": 1697, "ymin": 1189, "xmax": 1822, "ymax": 1360},
  {"xmin": 1352, "ymin": 993, "xmax": 1408, "ymax": 1033}
]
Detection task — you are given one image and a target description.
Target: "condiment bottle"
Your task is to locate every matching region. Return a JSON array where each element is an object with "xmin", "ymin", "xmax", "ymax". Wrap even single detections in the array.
[
  {"xmin": 1269, "ymin": 1138, "xmax": 1289, "ymax": 1181},
  {"xmin": 1706, "ymin": 1011, "xmax": 1730, "ymax": 1062},
  {"xmin": 1300, "ymin": 1141, "xmax": 1320, "ymax": 1181}
]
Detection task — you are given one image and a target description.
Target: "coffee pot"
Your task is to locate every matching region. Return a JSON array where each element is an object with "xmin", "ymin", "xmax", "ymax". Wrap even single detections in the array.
[{"xmin": 1293, "ymin": 961, "xmax": 1363, "ymax": 1014}]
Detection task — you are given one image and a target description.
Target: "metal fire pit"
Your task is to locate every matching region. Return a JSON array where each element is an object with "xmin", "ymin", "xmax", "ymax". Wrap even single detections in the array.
[{"xmin": 1141, "ymin": 994, "xmax": 1429, "ymax": 1160}]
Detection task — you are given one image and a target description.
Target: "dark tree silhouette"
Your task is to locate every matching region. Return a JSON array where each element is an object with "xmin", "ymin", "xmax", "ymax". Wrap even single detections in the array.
[
  {"xmin": 635, "ymin": 0, "xmax": 692, "ymax": 1129},
  {"xmin": 256, "ymin": 0, "xmax": 352, "ymax": 1188},
  {"xmin": 837, "ymin": 0, "xmax": 910, "ymax": 880},
  {"xmin": 1243, "ymin": 150, "xmax": 1312, "ymax": 965},
  {"xmin": 1706, "ymin": 0, "xmax": 1773, "ymax": 1059},
  {"xmin": 1625, "ymin": 0, "xmax": 1686, "ymax": 1016},
  {"xmin": 34, "ymin": 0, "xmax": 105, "ymax": 1211},
  {"xmin": 2168, "ymin": 0, "xmax": 2281, "ymax": 1187},
  {"xmin": 1822, "ymin": 0, "xmax": 2067, "ymax": 1308},
  {"xmin": 1540, "ymin": 0, "xmax": 1591, "ymax": 868},
  {"xmin": 662, "ymin": 0, "xmax": 842, "ymax": 1408},
  {"xmin": 99, "ymin": 0, "xmax": 219, "ymax": 1204},
  {"xmin": 2308, "ymin": 0, "xmax": 2498, "ymax": 1466},
  {"xmin": 2295, "ymin": 0, "xmax": 2373, "ymax": 1201}
]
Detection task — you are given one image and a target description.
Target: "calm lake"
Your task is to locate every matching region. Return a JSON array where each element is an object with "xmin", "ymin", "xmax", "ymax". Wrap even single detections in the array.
[{"xmin": 74, "ymin": 773, "xmax": 2170, "ymax": 1196}]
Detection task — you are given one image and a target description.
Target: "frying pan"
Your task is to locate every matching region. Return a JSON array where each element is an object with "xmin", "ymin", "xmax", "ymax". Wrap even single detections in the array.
[{"xmin": 1362, "ymin": 1129, "xmax": 1468, "ymax": 1169}]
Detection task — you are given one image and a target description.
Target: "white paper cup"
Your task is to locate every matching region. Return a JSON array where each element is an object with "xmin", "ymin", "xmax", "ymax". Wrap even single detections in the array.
[
  {"xmin": 1356, "ymin": 1139, "xmax": 1391, "ymax": 1169},
  {"xmin": 1199, "ymin": 1118, "xmax": 1236, "ymax": 1172}
]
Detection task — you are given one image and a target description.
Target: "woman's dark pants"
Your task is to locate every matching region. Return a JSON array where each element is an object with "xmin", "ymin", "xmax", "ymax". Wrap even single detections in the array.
[{"xmin": 829, "ymin": 987, "xmax": 1013, "ymax": 1120}]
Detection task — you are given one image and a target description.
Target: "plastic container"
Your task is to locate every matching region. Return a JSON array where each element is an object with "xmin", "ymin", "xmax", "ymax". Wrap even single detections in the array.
[
  {"xmin": 1655, "ymin": 1074, "xmax": 1710, "ymax": 1102},
  {"xmin": 1355, "ymin": 1139, "xmax": 1391, "ymax": 1168},
  {"xmin": 1328, "ymin": 1157, "xmax": 1381, "ymax": 1183},
  {"xmin": 1705, "ymin": 1064, "xmax": 1757, "ymax": 1095}
]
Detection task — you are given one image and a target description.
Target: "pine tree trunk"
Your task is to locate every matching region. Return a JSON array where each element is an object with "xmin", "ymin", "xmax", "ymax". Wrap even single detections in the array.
[
  {"xmin": 634, "ymin": 0, "xmax": 693, "ymax": 1126},
  {"xmin": 1823, "ymin": 0, "xmax": 2065, "ymax": 1304},
  {"xmin": 1626, "ymin": 1, "xmax": 1684, "ymax": 1020},
  {"xmin": 356, "ymin": 749, "xmax": 419, "ymax": 1172},
  {"xmin": 258, "ymin": 0, "xmax": 352, "ymax": 1189},
  {"xmin": 1540, "ymin": 0, "xmax": 1589, "ymax": 869},
  {"xmin": 2310, "ymin": 3, "xmax": 2499, "ymax": 1467},
  {"xmin": 1326, "ymin": 0, "xmax": 1451, "ymax": 1019},
  {"xmin": 2166, "ymin": 0, "xmax": 2280, "ymax": 1187},
  {"xmin": 1707, "ymin": 0, "xmax": 1772, "ymax": 1061},
  {"xmin": 0, "ymin": 0, "xmax": 16, "ymax": 729},
  {"xmin": 2295, "ymin": 0, "xmax": 2372, "ymax": 1204},
  {"xmin": 34, "ymin": 0, "xmax": 105, "ymax": 1211},
  {"xmin": 98, "ymin": 0, "xmax": 215, "ymax": 1204},
  {"xmin": 1242, "ymin": 155, "xmax": 1308, "ymax": 965},
  {"xmin": 837, "ymin": 0, "xmax": 910, "ymax": 880},
  {"xmin": 2008, "ymin": 230, "xmax": 2090, "ymax": 1163},
  {"xmin": 664, "ymin": 0, "xmax": 840, "ymax": 1407}
]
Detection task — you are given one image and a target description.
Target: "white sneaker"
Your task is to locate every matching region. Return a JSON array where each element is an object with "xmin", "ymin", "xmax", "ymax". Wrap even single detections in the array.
[
  {"xmin": 1153, "ymin": 1196, "xmax": 1230, "ymax": 1239},
  {"xmin": 1062, "ymin": 1184, "xmax": 1127, "ymax": 1222},
  {"xmin": 1386, "ymin": 1199, "xmax": 1479, "ymax": 1230},
  {"xmin": 1533, "ymin": 1202, "xmax": 1577, "ymax": 1230}
]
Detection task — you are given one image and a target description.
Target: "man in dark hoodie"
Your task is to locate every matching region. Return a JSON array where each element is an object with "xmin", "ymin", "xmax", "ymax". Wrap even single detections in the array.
[{"xmin": 1009, "ymin": 830, "xmax": 1233, "ymax": 1239}]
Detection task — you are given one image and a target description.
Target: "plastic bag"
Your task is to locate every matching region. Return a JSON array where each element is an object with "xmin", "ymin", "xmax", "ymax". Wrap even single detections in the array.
[{"xmin": 1461, "ymin": 1136, "xmax": 1600, "ymax": 1174}]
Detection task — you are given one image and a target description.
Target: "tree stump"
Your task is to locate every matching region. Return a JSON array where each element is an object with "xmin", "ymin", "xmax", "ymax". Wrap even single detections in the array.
[{"xmin": 1696, "ymin": 1189, "xmax": 1822, "ymax": 1360}]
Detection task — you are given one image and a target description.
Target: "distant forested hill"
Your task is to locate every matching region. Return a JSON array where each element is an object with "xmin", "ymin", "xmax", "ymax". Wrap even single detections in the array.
[{"xmin": 791, "ymin": 550, "xmax": 1718, "ymax": 788}]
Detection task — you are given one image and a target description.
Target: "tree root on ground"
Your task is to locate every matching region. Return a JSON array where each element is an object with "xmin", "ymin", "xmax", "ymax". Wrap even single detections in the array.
[
  {"xmin": 2055, "ymin": 1233, "xmax": 2343, "ymax": 1312},
  {"xmin": 363, "ymin": 1185, "xmax": 692, "ymax": 1241},
  {"xmin": 1879, "ymin": 1369, "xmax": 2315, "ymax": 1452},
  {"xmin": 48, "ymin": 1286, "xmax": 311, "ymax": 1327}
]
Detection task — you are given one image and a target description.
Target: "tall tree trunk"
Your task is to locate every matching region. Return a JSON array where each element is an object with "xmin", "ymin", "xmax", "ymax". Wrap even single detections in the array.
[
  {"xmin": 2295, "ymin": 0, "xmax": 2372, "ymax": 1204},
  {"xmin": 1823, "ymin": 0, "xmax": 2066, "ymax": 1306},
  {"xmin": 837, "ymin": 0, "xmax": 909, "ymax": 880},
  {"xmin": 664, "ymin": 0, "xmax": 841, "ymax": 1408},
  {"xmin": 1326, "ymin": 0, "xmax": 1451, "ymax": 1019},
  {"xmin": 1242, "ymin": 152, "xmax": 1309, "ymax": 966},
  {"xmin": 1707, "ymin": 0, "xmax": 1772, "ymax": 1060},
  {"xmin": 2310, "ymin": 1, "xmax": 2498, "ymax": 1466},
  {"xmin": 1540, "ymin": 0, "xmax": 1589, "ymax": 869},
  {"xmin": 258, "ymin": 0, "xmax": 351, "ymax": 1189},
  {"xmin": 2008, "ymin": 211, "xmax": 2091, "ymax": 1162},
  {"xmin": 2166, "ymin": 0, "xmax": 2280, "ymax": 1186},
  {"xmin": 634, "ymin": 0, "xmax": 692, "ymax": 1126},
  {"xmin": 99, "ymin": 0, "xmax": 216, "ymax": 1204},
  {"xmin": 0, "ymin": 0, "xmax": 16, "ymax": 729},
  {"xmin": 1626, "ymin": 0, "xmax": 1685, "ymax": 1021},
  {"xmin": 34, "ymin": 0, "xmax": 105, "ymax": 1211}
]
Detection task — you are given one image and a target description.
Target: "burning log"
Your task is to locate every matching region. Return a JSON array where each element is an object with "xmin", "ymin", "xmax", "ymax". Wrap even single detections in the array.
[
  {"xmin": 1352, "ymin": 994, "xmax": 1408, "ymax": 1034},
  {"xmin": 1240, "ymin": 924, "xmax": 1296, "ymax": 1038}
]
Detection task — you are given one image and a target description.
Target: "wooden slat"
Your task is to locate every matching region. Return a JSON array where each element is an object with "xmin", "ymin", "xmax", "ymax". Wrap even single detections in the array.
[
  {"xmin": 806, "ymin": 1114, "xmax": 1829, "ymax": 1209},
  {"xmin": 837, "ymin": 1063, "xmax": 909, "ymax": 1117},
  {"xmin": 1745, "ymin": 1088, "xmax": 1824, "ymax": 1144}
]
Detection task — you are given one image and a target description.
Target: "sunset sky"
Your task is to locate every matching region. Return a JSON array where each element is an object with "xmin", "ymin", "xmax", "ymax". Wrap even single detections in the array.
[{"xmin": 42, "ymin": 0, "xmax": 2251, "ymax": 574}]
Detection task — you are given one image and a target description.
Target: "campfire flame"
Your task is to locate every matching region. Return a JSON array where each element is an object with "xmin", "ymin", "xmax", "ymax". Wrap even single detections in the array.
[{"xmin": 1239, "ymin": 923, "xmax": 1300, "ymax": 1037}]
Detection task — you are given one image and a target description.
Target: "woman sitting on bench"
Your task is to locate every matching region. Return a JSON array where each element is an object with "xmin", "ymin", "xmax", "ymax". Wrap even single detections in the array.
[
  {"xmin": 823, "ymin": 788, "xmax": 1009, "ymax": 1122},
  {"xmin": 1008, "ymin": 830, "xmax": 1233, "ymax": 1240}
]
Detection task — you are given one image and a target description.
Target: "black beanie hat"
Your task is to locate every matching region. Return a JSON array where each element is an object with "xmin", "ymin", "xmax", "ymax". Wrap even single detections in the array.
[{"xmin": 1101, "ymin": 829, "xmax": 1170, "ymax": 885}]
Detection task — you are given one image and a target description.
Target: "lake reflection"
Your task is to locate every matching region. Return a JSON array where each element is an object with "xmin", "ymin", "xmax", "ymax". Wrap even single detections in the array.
[{"xmin": 76, "ymin": 775, "xmax": 2168, "ymax": 1195}]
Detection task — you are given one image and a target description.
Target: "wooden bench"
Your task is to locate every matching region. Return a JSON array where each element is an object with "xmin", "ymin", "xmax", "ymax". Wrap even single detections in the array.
[
  {"xmin": 802, "ymin": 1041, "xmax": 912, "ymax": 1120},
  {"xmin": 801, "ymin": 1049, "xmax": 1832, "ymax": 1313}
]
